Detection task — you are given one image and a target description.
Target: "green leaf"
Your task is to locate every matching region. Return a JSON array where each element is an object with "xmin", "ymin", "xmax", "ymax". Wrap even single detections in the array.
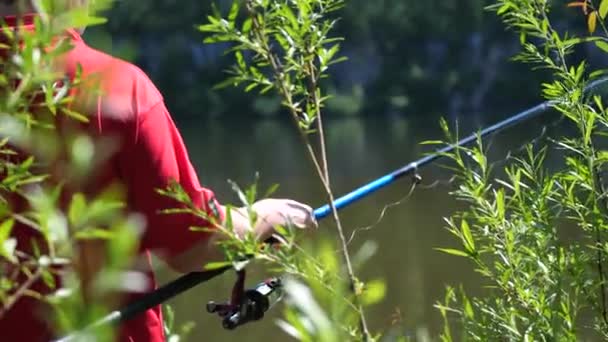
[
  {"xmin": 590, "ymin": 68, "xmax": 608, "ymax": 79},
  {"xmin": 203, "ymin": 261, "xmax": 233, "ymax": 271},
  {"xmin": 600, "ymin": 0, "xmax": 608, "ymax": 19},
  {"xmin": 41, "ymin": 268, "xmax": 56, "ymax": 288},
  {"xmin": 495, "ymin": 189, "xmax": 505, "ymax": 220},
  {"xmin": 420, "ymin": 140, "xmax": 446, "ymax": 145},
  {"xmin": 163, "ymin": 304, "xmax": 176, "ymax": 333},
  {"xmin": 273, "ymin": 224, "xmax": 289, "ymax": 239},
  {"xmin": 264, "ymin": 183, "xmax": 280, "ymax": 198},
  {"xmin": 0, "ymin": 219, "xmax": 15, "ymax": 262},
  {"xmin": 281, "ymin": 4, "xmax": 299, "ymax": 29},
  {"xmin": 68, "ymin": 193, "xmax": 86, "ymax": 227},
  {"xmin": 461, "ymin": 219, "xmax": 475, "ymax": 252},
  {"xmin": 62, "ymin": 108, "xmax": 89, "ymax": 122},
  {"xmin": 597, "ymin": 151, "xmax": 608, "ymax": 162},
  {"xmin": 0, "ymin": 219, "xmax": 14, "ymax": 244},
  {"xmin": 361, "ymin": 279, "xmax": 386, "ymax": 306},
  {"xmin": 595, "ymin": 40, "xmax": 608, "ymax": 53},
  {"xmin": 228, "ymin": 0, "xmax": 240, "ymax": 22},
  {"xmin": 86, "ymin": 199, "xmax": 124, "ymax": 223},
  {"xmin": 74, "ymin": 228, "xmax": 116, "ymax": 240},
  {"xmin": 242, "ymin": 18, "xmax": 252, "ymax": 33},
  {"xmin": 462, "ymin": 293, "xmax": 474, "ymax": 319},
  {"xmin": 435, "ymin": 248, "xmax": 470, "ymax": 257}
]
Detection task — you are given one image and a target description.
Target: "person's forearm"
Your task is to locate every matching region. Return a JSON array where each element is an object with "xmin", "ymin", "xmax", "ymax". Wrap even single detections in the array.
[{"xmin": 166, "ymin": 199, "xmax": 315, "ymax": 273}]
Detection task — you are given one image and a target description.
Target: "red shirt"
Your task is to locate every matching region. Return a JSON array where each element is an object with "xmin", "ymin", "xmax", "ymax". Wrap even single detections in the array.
[{"xmin": 0, "ymin": 15, "xmax": 223, "ymax": 342}]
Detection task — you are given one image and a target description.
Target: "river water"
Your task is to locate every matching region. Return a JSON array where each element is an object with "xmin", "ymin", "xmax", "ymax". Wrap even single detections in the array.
[{"xmin": 154, "ymin": 110, "xmax": 559, "ymax": 341}]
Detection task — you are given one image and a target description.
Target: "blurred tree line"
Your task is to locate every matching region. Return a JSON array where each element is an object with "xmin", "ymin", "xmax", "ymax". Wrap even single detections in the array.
[{"xmin": 85, "ymin": 0, "xmax": 599, "ymax": 120}]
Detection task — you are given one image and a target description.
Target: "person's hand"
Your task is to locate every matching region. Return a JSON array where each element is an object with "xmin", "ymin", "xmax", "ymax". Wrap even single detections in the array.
[
  {"xmin": 171, "ymin": 199, "xmax": 317, "ymax": 271},
  {"xmin": 231, "ymin": 198, "xmax": 317, "ymax": 241}
]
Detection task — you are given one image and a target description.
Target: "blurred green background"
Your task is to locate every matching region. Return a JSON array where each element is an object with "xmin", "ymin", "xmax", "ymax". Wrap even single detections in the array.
[
  {"xmin": 82, "ymin": 1, "xmax": 603, "ymax": 340},
  {"xmin": 87, "ymin": 0, "xmax": 591, "ymax": 121}
]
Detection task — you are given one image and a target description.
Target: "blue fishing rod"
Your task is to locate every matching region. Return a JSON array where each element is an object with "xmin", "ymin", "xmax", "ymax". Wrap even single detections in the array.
[{"xmin": 56, "ymin": 77, "xmax": 608, "ymax": 341}]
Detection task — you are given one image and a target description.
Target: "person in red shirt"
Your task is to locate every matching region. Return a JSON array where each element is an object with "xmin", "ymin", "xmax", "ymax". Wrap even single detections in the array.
[{"xmin": 0, "ymin": 1, "xmax": 317, "ymax": 341}]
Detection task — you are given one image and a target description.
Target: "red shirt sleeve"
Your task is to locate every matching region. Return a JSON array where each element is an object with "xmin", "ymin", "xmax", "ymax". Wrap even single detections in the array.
[{"xmin": 121, "ymin": 100, "xmax": 224, "ymax": 260}]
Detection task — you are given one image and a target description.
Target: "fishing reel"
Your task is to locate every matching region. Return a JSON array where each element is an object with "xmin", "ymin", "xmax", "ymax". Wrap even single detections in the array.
[{"xmin": 206, "ymin": 270, "xmax": 283, "ymax": 330}]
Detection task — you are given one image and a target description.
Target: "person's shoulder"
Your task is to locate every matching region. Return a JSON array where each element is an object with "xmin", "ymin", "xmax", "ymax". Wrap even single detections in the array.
[{"xmin": 65, "ymin": 39, "xmax": 164, "ymax": 119}]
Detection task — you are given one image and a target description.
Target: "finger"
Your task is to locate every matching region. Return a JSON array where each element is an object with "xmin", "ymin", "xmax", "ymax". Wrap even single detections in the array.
[
  {"xmin": 308, "ymin": 214, "xmax": 319, "ymax": 229},
  {"xmin": 285, "ymin": 203, "xmax": 317, "ymax": 229},
  {"xmin": 284, "ymin": 200, "xmax": 312, "ymax": 212}
]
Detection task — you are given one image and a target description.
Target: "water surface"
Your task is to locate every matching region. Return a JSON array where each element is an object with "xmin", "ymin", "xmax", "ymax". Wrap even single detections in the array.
[{"xmin": 156, "ymin": 111, "xmax": 557, "ymax": 341}]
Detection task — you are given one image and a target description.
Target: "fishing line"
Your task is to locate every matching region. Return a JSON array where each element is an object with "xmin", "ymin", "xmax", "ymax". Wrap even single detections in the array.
[
  {"xmin": 344, "ymin": 109, "xmax": 564, "ymax": 246},
  {"xmin": 55, "ymin": 77, "xmax": 608, "ymax": 341}
]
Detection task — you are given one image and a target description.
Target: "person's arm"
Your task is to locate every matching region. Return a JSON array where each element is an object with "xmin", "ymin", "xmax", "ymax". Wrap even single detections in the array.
[
  {"xmin": 122, "ymin": 101, "xmax": 316, "ymax": 273},
  {"xmin": 174, "ymin": 199, "xmax": 318, "ymax": 266}
]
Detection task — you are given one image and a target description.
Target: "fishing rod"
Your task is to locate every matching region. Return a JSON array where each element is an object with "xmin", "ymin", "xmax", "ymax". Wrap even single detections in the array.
[{"xmin": 56, "ymin": 76, "xmax": 608, "ymax": 341}]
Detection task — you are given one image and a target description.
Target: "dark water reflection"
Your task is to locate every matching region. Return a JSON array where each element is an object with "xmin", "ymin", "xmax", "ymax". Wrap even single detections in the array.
[{"xmin": 155, "ymin": 111, "xmax": 559, "ymax": 341}]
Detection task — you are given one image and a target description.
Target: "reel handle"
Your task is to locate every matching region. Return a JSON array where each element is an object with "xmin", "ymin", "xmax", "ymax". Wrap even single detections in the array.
[{"xmin": 206, "ymin": 275, "xmax": 283, "ymax": 330}]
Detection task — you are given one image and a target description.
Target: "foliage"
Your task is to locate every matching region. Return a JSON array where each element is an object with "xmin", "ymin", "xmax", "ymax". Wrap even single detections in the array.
[
  {"xmin": 0, "ymin": 0, "xmax": 148, "ymax": 340},
  {"xmin": 0, "ymin": 1, "xmax": 389, "ymax": 341},
  {"xmin": 163, "ymin": 304, "xmax": 195, "ymax": 342},
  {"xmin": 276, "ymin": 242, "xmax": 387, "ymax": 342},
  {"xmin": 95, "ymin": 0, "xmax": 558, "ymax": 119},
  {"xmin": 169, "ymin": 175, "xmax": 387, "ymax": 340},
  {"xmin": 198, "ymin": 0, "xmax": 346, "ymax": 132},
  {"xmin": 0, "ymin": 0, "xmax": 387, "ymax": 340},
  {"xmin": 162, "ymin": 1, "xmax": 393, "ymax": 340},
  {"xmin": 435, "ymin": 0, "xmax": 608, "ymax": 340}
]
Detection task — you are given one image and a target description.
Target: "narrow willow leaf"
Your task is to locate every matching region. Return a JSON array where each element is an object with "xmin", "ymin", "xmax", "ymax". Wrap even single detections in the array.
[
  {"xmin": 461, "ymin": 219, "xmax": 475, "ymax": 252},
  {"xmin": 264, "ymin": 183, "xmax": 280, "ymax": 198},
  {"xmin": 435, "ymin": 248, "xmax": 470, "ymax": 257},
  {"xmin": 203, "ymin": 261, "xmax": 233, "ymax": 271},
  {"xmin": 0, "ymin": 218, "xmax": 14, "ymax": 241},
  {"xmin": 74, "ymin": 228, "xmax": 116, "ymax": 240},
  {"xmin": 228, "ymin": 0, "xmax": 240, "ymax": 22},
  {"xmin": 281, "ymin": 4, "xmax": 299, "ymax": 29},
  {"xmin": 0, "ymin": 219, "xmax": 15, "ymax": 262},
  {"xmin": 62, "ymin": 108, "xmax": 89, "ymax": 122},
  {"xmin": 595, "ymin": 40, "xmax": 608, "ymax": 53},
  {"xmin": 68, "ymin": 193, "xmax": 86, "ymax": 227}
]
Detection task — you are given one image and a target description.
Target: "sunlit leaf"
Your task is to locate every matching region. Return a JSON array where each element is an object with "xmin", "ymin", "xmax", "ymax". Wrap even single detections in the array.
[
  {"xmin": 203, "ymin": 261, "xmax": 233, "ymax": 271},
  {"xmin": 68, "ymin": 193, "xmax": 86, "ymax": 227},
  {"xmin": 435, "ymin": 248, "xmax": 470, "ymax": 258},
  {"xmin": 0, "ymin": 219, "xmax": 15, "ymax": 262},
  {"xmin": 600, "ymin": 0, "xmax": 608, "ymax": 19},
  {"xmin": 595, "ymin": 40, "xmax": 608, "ymax": 53},
  {"xmin": 74, "ymin": 228, "xmax": 115, "ymax": 240},
  {"xmin": 62, "ymin": 108, "xmax": 89, "ymax": 122},
  {"xmin": 228, "ymin": 0, "xmax": 240, "ymax": 22},
  {"xmin": 461, "ymin": 219, "xmax": 475, "ymax": 253},
  {"xmin": 361, "ymin": 279, "xmax": 386, "ymax": 306}
]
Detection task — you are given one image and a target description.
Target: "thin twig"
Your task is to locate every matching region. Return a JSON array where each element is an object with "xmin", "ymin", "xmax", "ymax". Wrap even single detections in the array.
[
  {"xmin": 593, "ymin": 164, "xmax": 608, "ymax": 326},
  {"xmin": 0, "ymin": 267, "xmax": 42, "ymax": 320},
  {"xmin": 244, "ymin": 2, "xmax": 371, "ymax": 338},
  {"xmin": 307, "ymin": 59, "xmax": 371, "ymax": 340}
]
